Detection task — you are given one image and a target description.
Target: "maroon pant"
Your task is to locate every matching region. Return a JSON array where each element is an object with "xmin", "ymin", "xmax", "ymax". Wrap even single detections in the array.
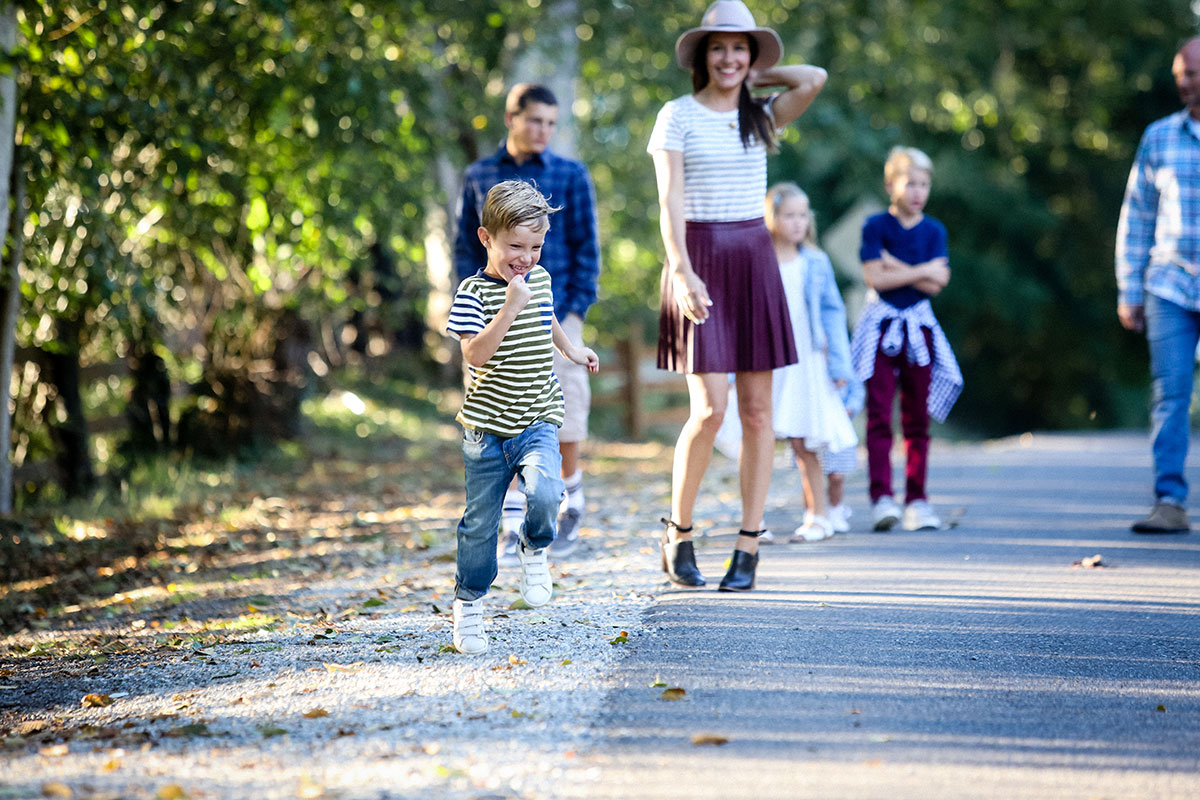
[{"xmin": 866, "ymin": 324, "xmax": 933, "ymax": 503}]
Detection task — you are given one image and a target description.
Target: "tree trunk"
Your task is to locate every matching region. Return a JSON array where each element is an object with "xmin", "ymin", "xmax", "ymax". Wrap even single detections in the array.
[
  {"xmin": 0, "ymin": 5, "xmax": 19, "ymax": 513},
  {"xmin": 47, "ymin": 318, "xmax": 93, "ymax": 497},
  {"xmin": 513, "ymin": 0, "xmax": 580, "ymax": 157}
]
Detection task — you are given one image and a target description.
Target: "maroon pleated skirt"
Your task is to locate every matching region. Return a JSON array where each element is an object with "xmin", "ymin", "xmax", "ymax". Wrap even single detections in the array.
[{"xmin": 658, "ymin": 218, "xmax": 798, "ymax": 374}]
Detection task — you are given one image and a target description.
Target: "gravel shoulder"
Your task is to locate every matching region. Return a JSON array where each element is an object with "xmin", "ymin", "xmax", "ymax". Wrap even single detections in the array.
[{"xmin": 0, "ymin": 440, "xmax": 681, "ymax": 800}]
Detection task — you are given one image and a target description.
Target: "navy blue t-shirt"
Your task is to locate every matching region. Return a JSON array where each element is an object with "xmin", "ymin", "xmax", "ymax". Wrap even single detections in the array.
[{"xmin": 859, "ymin": 212, "xmax": 948, "ymax": 310}]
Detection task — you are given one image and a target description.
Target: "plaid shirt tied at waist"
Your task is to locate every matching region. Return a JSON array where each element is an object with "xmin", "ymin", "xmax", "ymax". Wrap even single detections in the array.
[{"xmin": 850, "ymin": 297, "xmax": 963, "ymax": 423}]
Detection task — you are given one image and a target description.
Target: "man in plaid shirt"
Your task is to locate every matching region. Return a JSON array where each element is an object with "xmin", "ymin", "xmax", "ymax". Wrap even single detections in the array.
[
  {"xmin": 1116, "ymin": 37, "xmax": 1200, "ymax": 533},
  {"xmin": 455, "ymin": 83, "xmax": 601, "ymax": 562}
]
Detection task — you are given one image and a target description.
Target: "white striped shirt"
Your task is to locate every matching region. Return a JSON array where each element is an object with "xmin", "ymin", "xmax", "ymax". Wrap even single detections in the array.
[
  {"xmin": 447, "ymin": 266, "xmax": 564, "ymax": 436},
  {"xmin": 647, "ymin": 94, "xmax": 770, "ymax": 222}
]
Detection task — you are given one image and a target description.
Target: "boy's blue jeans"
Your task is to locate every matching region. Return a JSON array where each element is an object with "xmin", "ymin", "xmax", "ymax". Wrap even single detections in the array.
[
  {"xmin": 1146, "ymin": 294, "xmax": 1200, "ymax": 505},
  {"xmin": 455, "ymin": 420, "xmax": 563, "ymax": 601}
]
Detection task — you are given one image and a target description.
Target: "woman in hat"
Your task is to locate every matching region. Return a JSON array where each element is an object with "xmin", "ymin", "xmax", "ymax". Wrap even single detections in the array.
[{"xmin": 648, "ymin": 0, "xmax": 826, "ymax": 592}]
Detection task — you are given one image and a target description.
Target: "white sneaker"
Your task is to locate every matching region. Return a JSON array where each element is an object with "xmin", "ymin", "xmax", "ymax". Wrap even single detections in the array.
[
  {"xmin": 452, "ymin": 598, "xmax": 487, "ymax": 655},
  {"xmin": 517, "ymin": 543, "xmax": 553, "ymax": 607},
  {"xmin": 790, "ymin": 515, "xmax": 834, "ymax": 543},
  {"xmin": 872, "ymin": 496, "xmax": 901, "ymax": 531},
  {"xmin": 757, "ymin": 529, "xmax": 776, "ymax": 544},
  {"xmin": 828, "ymin": 504, "xmax": 851, "ymax": 533},
  {"xmin": 902, "ymin": 500, "xmax": 942, "ymax": 531}
]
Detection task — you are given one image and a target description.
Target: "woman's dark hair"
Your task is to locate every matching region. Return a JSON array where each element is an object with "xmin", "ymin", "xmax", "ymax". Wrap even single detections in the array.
[{"xmin": 690, "ymin": 33, "xmax": 776, "ymax": 151}]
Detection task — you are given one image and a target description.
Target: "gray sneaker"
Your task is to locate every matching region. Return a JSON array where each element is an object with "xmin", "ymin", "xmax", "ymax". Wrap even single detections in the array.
[
  {"xmin": 1131, "ymin": 501, "xmax": 1190, "ymax": 533},
  {"xmin": 551, "ymin": 508, "xmax": 582, "ymax": 558},
  {"xmin": 497, "ymin": 528, "xmax": 521, "ymax": 567}
]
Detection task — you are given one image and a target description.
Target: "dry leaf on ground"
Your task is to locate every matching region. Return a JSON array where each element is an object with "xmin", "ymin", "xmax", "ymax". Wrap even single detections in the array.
[{"xmin": 690, "ymin": 733, "xmax": 729, "ymax": 746}]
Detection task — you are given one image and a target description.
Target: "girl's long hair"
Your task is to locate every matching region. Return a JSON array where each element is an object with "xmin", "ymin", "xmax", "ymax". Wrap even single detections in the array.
[
  {"xmin": 690, "ymin": 33, "xmax": 776, "ymax": 152},
  {"xmin": 765, "ymin": 182, "xmax": 818, "ymax": 247}
]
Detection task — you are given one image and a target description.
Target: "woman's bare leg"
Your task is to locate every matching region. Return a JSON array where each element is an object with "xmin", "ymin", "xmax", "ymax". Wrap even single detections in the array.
[
  {"xmin": 734, "ymin": 370, "xmax": 774, "ymax": 554},
  {"xmin": 669, "ymin": 372, "xmax": 730, "ymax": 541}
]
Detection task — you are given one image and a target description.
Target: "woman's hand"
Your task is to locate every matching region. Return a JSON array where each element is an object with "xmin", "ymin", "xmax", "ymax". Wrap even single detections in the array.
[{"xmin": 672, "ymin": 268, "xmax": 712, "ymax": 324}]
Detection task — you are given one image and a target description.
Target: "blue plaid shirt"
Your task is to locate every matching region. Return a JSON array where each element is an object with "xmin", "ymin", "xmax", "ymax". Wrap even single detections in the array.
[
  {"xmin": 1116, "ymin": 110, "xmax": 1200, "ymax": 310},
  {"xmin": 454, "ymin": 144, "xmax": 600, "ymax": 321}
]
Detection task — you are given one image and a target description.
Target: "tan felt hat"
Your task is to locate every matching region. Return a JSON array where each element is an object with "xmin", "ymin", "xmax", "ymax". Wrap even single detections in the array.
[{"xmin": 675, "ymin": 1, "xmax": 783, "ymax": 70}]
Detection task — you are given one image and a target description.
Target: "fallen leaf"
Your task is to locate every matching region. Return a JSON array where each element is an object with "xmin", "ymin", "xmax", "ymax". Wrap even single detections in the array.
[
  {"xmin": 362, "ymin": 597, "xmax": 386, "ymax": 608},
  {"xmin": 40, "ymin": 782, "xmax": 73, "ymax": 798},
  {"xmin": 156, "ymin": 785, "xmax": 188, "ymax": 800},
  {"xmin": 1073, "ymin": 554, "xmax": 1105, "ymax": 568},
  {"xmin": 508, "ymin": 654, "xmax": 526, "ymax": 666},
  {"xmin": 509, "ymin": 598, "xmax": 533, "ymax": 610},
  {"xmin": 561, "ymin": 658, "xmax": 572, "ymax": 666},
  {"xmin": 103, "ymin": 758, "xmax": 121, "ymax": 772},
  {"xmin": 302, "ymin": 708, "xmax": 330, "ymax": 719},
  {"xmin": 18, "ymin": 720, "xmax": 51, "ymax": 736},
  {"xmin": 322, "ymin": 662, "xmax": 363, "ymax": 674},
  {"xmin": 1156, "ymin": 704, "xmax": 1168, "ymax": 712},
  {"xmin": 39, "ymin": 744, "xmax": 69, "ymax": 757},
  {"xmin": 258, "ymin": 724, "xmax": 288, "ymax": 738},
  {"xmin": 690, "ymin": 733, "xmax": 729, "ymax": 746},
  {"xmin": 660, "ymin": 687, "xmax": 686, "ymax": 701},
  {"xmin": 609, "ymin": 631, "xmax": 628, "ymax": 645},
  {"xmin": 164, "ymin": 723, "xmax": 211, "ymax": 738},
  {"xmin": 81, "ymin": 693, "xmax": 114, "ymax": 708},
  {"xmin": 649, "ymin": 678, "xmax": 667, "ymax": 688}
]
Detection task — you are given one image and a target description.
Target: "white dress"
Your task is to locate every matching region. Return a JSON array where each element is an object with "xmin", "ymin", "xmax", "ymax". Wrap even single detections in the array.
[
  {"xmin": 771, "ymin": 255, "xmax": 858, "ymax": 450},
  {"xmin": 713, "ymin": 254, "xmax": 858, "ymax": 460}
]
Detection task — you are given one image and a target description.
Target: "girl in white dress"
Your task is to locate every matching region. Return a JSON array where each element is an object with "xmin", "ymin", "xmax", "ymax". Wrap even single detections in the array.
[{"xmin": 766, "ymin": 183, "xmax": 857, "ymax": 542}]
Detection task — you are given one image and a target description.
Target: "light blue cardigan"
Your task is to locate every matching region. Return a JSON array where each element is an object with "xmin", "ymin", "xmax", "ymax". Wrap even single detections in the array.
[{"xmin": 795, "ymin": 244, "xmax": 865, "ymax": 416}]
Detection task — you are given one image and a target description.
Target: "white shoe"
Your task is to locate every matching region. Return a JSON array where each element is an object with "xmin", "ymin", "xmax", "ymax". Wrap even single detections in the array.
[
  {"xmin": 828, "ymin": 504, "xmax": 851, "ymax": 533},
  {"xmin": 757, "ymin": 529, "xmax": 776, "ymax": 544},
  {"xmin": 902, "ymin": 500, "xmax": 942, "ymax": 531},
  {"xmin": 452, "ymin": 598, "xmax": 487, "ymax": 655},
  {"xmin": 872, "ymin": 496, "xmax": 901, "ymax": 531},
  {"xmin": 790, "ymin": 515, "xmax": 834, "ymax": 543},
  {"xmin": 517, "ymin": 543, "xmax": 553, "ymax": 607}
]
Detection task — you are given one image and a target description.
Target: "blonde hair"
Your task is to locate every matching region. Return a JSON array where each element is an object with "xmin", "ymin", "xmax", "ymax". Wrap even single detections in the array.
[
  {"xmin": 764, "ymin": 182, "xmax": 818, "ymax": 246},
  {"xmin": 884, "ymin": 146, "xmax": 934, "ymax": 184},
  {"xmin": 480, "ymin": 179, "xmax": 560, "ymax": 234}
]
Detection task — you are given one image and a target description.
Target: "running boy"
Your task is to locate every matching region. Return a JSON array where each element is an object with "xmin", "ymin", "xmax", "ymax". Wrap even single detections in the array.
[
  {"xmin": 446, "ymin": 180, "xmax": 600, "ymax": 654},
  {"xmin": 850, "ymin": 146, "xmax": 963, "ymax": 532}
]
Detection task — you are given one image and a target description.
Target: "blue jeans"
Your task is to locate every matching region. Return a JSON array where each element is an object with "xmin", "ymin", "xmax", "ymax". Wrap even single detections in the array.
[
  {"xmin": 455, "ymin": 420, "xmax": 563, "ymax": 600},
  {"xmin": 1146, "ymin": 294, "xmax": 1200, "ymax": 505}
]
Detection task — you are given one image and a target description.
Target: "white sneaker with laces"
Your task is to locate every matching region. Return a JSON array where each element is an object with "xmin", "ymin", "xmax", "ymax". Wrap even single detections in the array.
[
  {"xmin": 828, "ymin": 504, "xmax": 851, "ymax": 533},
  {"xmin": 872, "ymin": 496, "xmax": 901, "ymax": 531},
  {"xmin": 452, "ymin": 598, "xmax": 487, "ymax": 655},
  {"xmin": 790, "ymin": 514, "xmax": 834, "ymax": 543},
  {"xmin": 902, "ymin": 500, "xmax": 942, "ymax": 531},
  {"xmin": 517, "ymin": 543, "xmax": 554, "ymax": 607}
]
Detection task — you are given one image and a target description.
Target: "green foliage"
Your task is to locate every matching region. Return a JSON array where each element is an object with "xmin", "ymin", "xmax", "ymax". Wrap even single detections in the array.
[
  {"xmin": 8, "ymin": 0, "xmax": 1197, "ymax": 460},
  {"xmin": 578, "ymin": 0, "xmax": 1195, "ymax": 433}
]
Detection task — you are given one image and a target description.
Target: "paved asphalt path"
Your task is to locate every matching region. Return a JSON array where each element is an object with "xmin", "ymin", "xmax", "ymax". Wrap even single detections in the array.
[{"xmin": 564, "ymin": 432, "xmax": 1200, "ymax": 800}]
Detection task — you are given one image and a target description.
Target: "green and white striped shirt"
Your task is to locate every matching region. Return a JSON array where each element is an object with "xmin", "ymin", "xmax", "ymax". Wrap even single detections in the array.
[{"xmin": 447, "ymin": 266, "xmax": 564, "ymax": 437}]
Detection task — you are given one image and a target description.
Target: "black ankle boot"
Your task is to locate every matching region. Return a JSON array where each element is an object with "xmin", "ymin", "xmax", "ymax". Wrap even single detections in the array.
[
  {"xmin": 718, "ymin": 531, "xmax": 761, "ymax": 592},
  {"xmin": 660, "ymin": 518, "xmax": 706, "ymax": 587}
]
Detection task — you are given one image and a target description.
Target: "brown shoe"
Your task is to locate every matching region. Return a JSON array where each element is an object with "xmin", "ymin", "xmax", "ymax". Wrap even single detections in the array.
[{"xmin": 1131, "ymin": 502, "xmax": 1190, "ymax": 533}]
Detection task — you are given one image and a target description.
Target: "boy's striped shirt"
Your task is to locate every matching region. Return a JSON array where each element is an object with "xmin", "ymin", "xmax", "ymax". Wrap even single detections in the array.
[{"xmin": 447, "ymin": 266, "xmax": 564, "ymax": 436}]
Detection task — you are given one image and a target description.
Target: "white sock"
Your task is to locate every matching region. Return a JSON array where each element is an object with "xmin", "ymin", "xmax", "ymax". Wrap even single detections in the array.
[
  {"xmin": 562, "ymin": 470, "xmax": 584, "ymax": 513},
  {"xmin": 502, "ymin": 489, "xmax": 525, "ymax": 534}
]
